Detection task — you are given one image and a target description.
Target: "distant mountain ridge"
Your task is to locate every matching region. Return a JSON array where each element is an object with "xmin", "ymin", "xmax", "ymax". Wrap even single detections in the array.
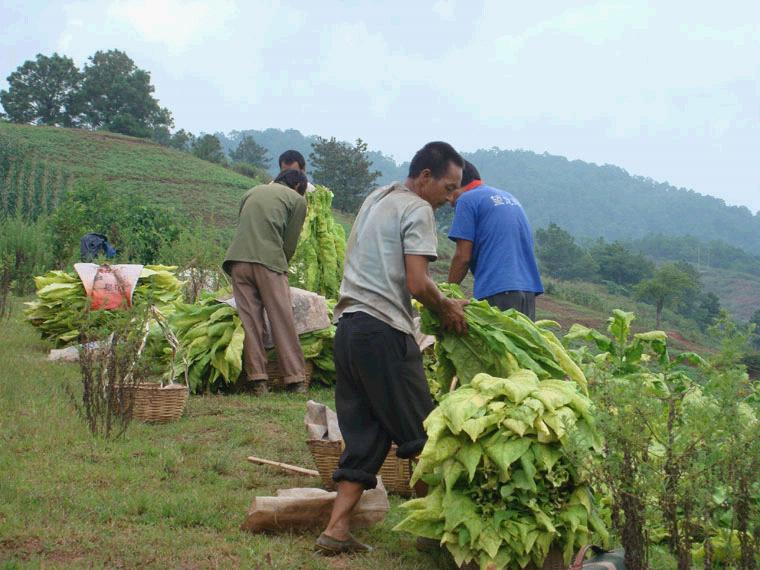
[{"xmin": 218, "ymin": 128, "xmax": 760, "ymax": 256}]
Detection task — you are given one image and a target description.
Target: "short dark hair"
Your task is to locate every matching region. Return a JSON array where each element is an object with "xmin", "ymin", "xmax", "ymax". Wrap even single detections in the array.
[
  {"xmin": 461, "ymin": 160, "xmax": 481, "ymax": 186},
  {"xmin": 278, "ymin": 149, "xmax": 306, "ymax": 170},
  {"xmin": 274, "ymin": 169, "xmax": 308, "ymax": 195},
  {"xmin": 408, "ymin": 141, "xmax": 464, "ymax": 179}
]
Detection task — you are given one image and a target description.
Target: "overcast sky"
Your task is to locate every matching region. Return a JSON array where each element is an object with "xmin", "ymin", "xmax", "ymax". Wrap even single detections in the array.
[{"xmin": 2, "ymin": 0, "xmax": 759, "ymax": 213}]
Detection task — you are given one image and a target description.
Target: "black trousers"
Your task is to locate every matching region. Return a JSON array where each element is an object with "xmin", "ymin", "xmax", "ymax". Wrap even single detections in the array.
[
  {"xmin": 332, "ymin": 311, "xmax": 433, "ymax": 489},
  {"xmin": 484, "ymin": 290, "xmax": 537, "ymax": 320}
]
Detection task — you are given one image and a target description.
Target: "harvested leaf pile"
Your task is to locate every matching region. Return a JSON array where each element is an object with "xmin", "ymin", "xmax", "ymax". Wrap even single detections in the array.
[
  {"xmin": 395, "ymin": 371, "xmax": 607, "ymax": 569},
  {"xmin": 420, "ymin": 284, "xmax": 587, "ymax": 399},
  {"xmin": 167, "ymin": 294, "xmax": 336, "ymax": 393},
  {"xmin": 288, "ymin": 185, "xmax": 346, "ymax": 300},
  {"xmin": 24, "ymin": 265, "xmax": 183, "ymax": 346}
]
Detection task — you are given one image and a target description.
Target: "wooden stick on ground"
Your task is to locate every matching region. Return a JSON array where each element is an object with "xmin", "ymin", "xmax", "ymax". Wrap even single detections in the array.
[{"xmin": 247, "ymin": 456, "xmax": 320, "ymax": 477}]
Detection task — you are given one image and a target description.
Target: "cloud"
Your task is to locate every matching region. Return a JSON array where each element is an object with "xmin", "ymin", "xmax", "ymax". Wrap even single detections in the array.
[
  {"xmin": 432, "ymin": 0, "xmax": 456, "ymax": 22},
  {"xmin": 107, "ymin": 0, "xmax": 236, "ymax": 54},
  {"xmin": 311, "ymin": 20, "xmax": 418, "ymax": 118}
]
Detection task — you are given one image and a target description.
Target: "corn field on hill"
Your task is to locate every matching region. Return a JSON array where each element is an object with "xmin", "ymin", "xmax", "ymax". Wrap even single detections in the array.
[{"xmin": 0, "ymin": 123, "xmax": 259, "ymax": 225}]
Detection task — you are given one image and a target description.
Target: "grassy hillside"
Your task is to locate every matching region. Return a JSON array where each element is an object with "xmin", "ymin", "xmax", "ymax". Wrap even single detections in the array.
[
  {"xmin": 0, "ymin": 123, "xmax": 257, "ymax": 226},
  {"xmin": 700, "ymin": 266, "xmax": 760, "ymax": 322}
]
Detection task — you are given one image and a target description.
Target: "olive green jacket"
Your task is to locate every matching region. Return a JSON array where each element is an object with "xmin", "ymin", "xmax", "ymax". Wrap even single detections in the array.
[{"xmin": 223, "ymin": 182, "xmax": 307, "ymax": 275}]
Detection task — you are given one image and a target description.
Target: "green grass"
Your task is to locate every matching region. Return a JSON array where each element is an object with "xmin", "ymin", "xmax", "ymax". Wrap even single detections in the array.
[
  {"xmin": 0, "ymin": 123, "xmax": 259, "ymax": 226},
  {"xmin": 0, "ymin": 298, "xmax": 453, "ymax": 569}
]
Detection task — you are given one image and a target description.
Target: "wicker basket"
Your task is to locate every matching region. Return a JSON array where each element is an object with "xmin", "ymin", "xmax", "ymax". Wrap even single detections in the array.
[
  {"xmin": 307, "ymin": 439, "xmax": 413, "ymax": 496},
  {"xmin": 118, "ymin": 382, "xmax": 188, "ymax": 424},
  {"xmin": 460, "ymin": 547, "xmax": 564, "ymax": 570},
  {"xmin": 265, "ymin": 359, "xmax": 313, "ymax": 390}
]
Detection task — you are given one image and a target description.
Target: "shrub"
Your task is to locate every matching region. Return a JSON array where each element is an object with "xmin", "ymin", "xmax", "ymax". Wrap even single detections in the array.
[
  {"xmin": 0, "ymin": 216, "xmax": 53, "ymax": 314},
  {"xmin": 69, "ymin": 305, "xmax": 154, "ymax": 439},
  {"xmin": 157, "ymin": 227, "xmax": 229, "ymax": 302},
  {"xmin": 229, "ymin": 162, "xmax": 269, "ymax": 182},
  {"xmin": 49, "ymin": 178, "xmax": 186, "ymax": 266}
]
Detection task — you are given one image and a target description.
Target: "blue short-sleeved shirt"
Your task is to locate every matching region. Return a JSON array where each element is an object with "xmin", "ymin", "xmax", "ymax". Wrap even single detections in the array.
[{"xmin": 448, "ymin": 184, "xmax": 544, "ymax": 300}]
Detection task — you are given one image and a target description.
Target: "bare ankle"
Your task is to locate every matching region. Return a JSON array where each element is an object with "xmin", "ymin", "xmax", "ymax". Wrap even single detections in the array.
[{"xmin": 324, "ymin": 526, "xmax": 350, "ymax": 541}]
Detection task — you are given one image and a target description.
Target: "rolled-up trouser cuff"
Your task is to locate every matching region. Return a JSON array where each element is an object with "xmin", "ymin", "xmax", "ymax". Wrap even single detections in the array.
[
  {"xmin": 282, "ymin": 373, "xmax": 305, "ymax": 385},
  {"xmin": 247, "ymin": 374, "xmax": 268, "ymax": 381},
  {"xmin": 396, "ymin": 438, "xmax": 427, "ymax": 459},
  {"xmin": 333, "ymin": 468, "xmax": 378, "ymax": 489}
]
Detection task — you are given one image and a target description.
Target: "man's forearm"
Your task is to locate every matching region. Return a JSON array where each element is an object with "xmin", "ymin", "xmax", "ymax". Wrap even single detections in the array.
[
  {"xmin": 412, "ymin": 275, "xmax": 448, "ymax": 314},
  {"xmin": 448, "ymin": 255, "xmax": 469, "ymax": 284}
]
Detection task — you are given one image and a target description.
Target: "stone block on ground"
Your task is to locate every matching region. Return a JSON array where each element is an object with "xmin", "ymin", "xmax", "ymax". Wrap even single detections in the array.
[
  {"xmin": 48, "ymin": 346, "xmax": 80, "ymax": 362},
  {"xmin": 241, "ymin": 478, "xmax": 389, "ymax": 533}
]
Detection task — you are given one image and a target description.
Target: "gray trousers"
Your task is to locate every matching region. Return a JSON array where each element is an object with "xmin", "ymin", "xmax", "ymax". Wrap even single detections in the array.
[
  {"xmin": 484, "ymin": 290, "xmax": 537, "ymax": 321},
  {"xmin": 229, "ymin": 262, "xmax": 305, "ymax": 384}
]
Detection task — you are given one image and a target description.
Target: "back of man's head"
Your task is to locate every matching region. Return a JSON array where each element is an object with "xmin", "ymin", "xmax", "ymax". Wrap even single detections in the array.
[
  {"xmin": 408, "ymin": 142, "xmax": 464, "ymax": 179},
  {"xmin": 274, "ymin": 169, "xmax": 308, "ymax": 195},
  {"xmin": 461, "ymin": 161, "xmax": 481, "ymax": 187},
  {"xmin": 278, "ymin": 149, "xmax": 306, "ymax": 171}
]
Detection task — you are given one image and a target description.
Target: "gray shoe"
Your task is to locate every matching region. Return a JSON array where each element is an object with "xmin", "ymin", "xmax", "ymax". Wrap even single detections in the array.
[
  {"xmin": 285, "ymin": 381, "xmax": 307, "ymax": 394},
  {"xmin": 250, "ymin": 379, "xmax": 269, "ymax": 396},
  {"xmin": 314, "ymin": 532, "xmax": 373, "ymax": 556}
]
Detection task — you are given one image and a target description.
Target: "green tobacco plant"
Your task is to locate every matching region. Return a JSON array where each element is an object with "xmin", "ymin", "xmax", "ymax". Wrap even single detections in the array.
[
  {"xmin": 566, "ymin": 310, "xmax": 711, "ymax": 570},
  {"xmin": 288, "ymin": 185, "xmax": 346, "ymax": 300},
  {"xmin": 24, "ymin": 265, "xmax": 184, "ymax": 346},
  {"xmin": 688, "ymin": 364, "xmax": 760, "ymax": 569},
  {"xmin": 167, "ymin": 293, "xmax": 336, "ymax": 393},
  {"xmin": 420, "ymin": 284, "xmax": 587, "ymax": 398},
  {"xmin": 394, "ymin": 371, "xmax": 607, "ymax": 569}
]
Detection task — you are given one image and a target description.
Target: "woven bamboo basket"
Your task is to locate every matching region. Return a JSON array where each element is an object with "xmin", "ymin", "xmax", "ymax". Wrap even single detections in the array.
[
  {"xmin": 118, "ymin": 382, "xmax": 189, "ymax": 424},
  {"xmin": 307, "ymin": 439, "xmax": 413, "ymax": 496},
  {"xmin": 265, "ymin": 359, "xmax": 313, "ymax": 390},
  {"xmin": 460, "ymin": 547, "xmax": 564, "ymax": 570}
]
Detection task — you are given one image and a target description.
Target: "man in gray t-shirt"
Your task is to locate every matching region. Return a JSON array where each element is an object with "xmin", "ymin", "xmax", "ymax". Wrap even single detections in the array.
[
  {"xmin": 315, "ymin": 142, "xmax": 468, "ymax": 556},
  {"xmin": 333, "ymin": 181, "xmax": 440, "ymax": 335}
]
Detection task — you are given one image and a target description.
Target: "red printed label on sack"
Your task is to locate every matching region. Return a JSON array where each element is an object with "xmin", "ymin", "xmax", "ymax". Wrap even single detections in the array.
[{"xmin": 90, "ymin": 265, "xmax": 132, "ymax": 310}]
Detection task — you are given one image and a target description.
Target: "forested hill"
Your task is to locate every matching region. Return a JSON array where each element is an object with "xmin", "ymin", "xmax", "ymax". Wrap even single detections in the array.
[
  {"xmin": 219, "ymin": 129, "xmax": 760, "ymax": 256},
  {"xmin": 464, "ymin": 148, "xmax": 760, "ymax": 255}
]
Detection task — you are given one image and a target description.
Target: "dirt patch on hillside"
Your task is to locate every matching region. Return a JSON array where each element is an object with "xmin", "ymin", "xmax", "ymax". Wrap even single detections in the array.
[
  {"xmin": 537, "ymin": 295, "xmax": 713, "ymax": 354},
  {"xmin": 666, "ymin": 330, "xmax": 715, "ymax": 354},
  {"xmin": 536, "ymin": 296, "xmax": 605, "ymax": 331}
]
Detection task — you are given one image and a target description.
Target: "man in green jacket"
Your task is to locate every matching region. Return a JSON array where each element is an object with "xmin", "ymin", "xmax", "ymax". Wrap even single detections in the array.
[{"xmin": 223, "ymin": 169, "xmax": 309, "ymax": 394}]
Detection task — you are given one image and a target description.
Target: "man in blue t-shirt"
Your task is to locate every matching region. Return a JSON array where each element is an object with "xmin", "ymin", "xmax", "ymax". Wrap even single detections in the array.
[{"xmin": 447, "ymin": 161, "xmax": 543, "ymax": 319}]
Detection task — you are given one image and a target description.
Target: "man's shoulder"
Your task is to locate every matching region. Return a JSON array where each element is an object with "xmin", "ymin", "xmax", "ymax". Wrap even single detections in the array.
[
  {"xmin": 242, "ymin": 183, "xmax": 303, "ymax": 209},
  {"xmin": 365, "ymin": 182, "xmax": 428, "ymax": 211},
  {"xmin": 268, "ymin": 182, "xmax": 306, "ymax": 204},
  {"xmin": 243, "ymin": 182, "xmax": 274, "ymax": 198}
]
